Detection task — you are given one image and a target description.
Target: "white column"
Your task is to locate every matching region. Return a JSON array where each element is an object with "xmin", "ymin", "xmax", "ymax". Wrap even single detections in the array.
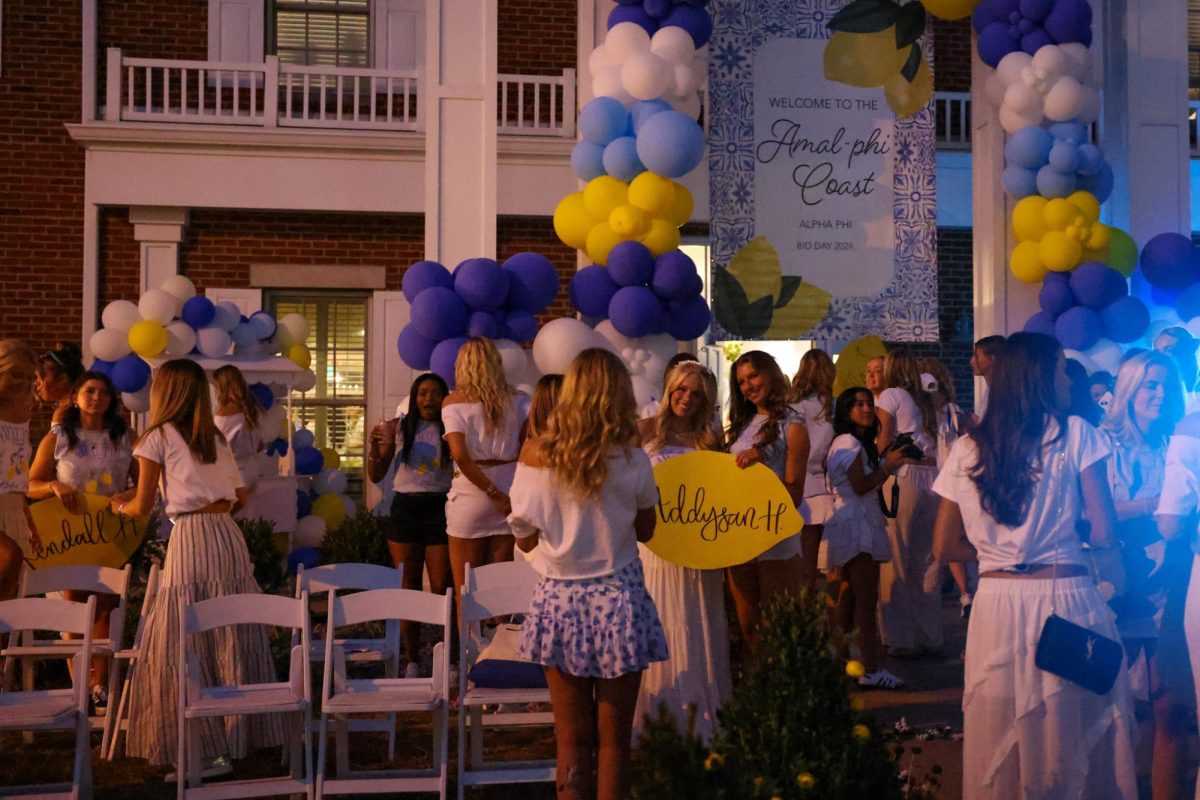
[
  {"xmin": 128, "ymin": 207, "xmax": 188, "ymax": 293},
  {"xmin": 81, "ymin": 202, "xmax": 100, "ymax": 362},
  {"xmin": 423, "ymin": 0, "xmax": 497, "ymax": 264},
  {"xmin": 1100, "ymin": 0, "xmax": 1190, "ymax": 243}
]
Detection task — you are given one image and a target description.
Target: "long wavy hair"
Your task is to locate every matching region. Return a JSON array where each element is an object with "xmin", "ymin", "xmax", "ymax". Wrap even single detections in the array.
[
  {"xmin": 58, "ymin": 371, "xmax": 128, "ymax": 449},
  {"xmin": 455, "ymin": 337, "xmax": 515, "ymax": 433},
  {"xmin": 789, "ymin": 348, "xmax": 835, "ymax": 420},
  {"xmin": 0, "ymin": 339, "xmax": 36, "ymax": 382},
  {"xmin": 400, "ymin": 372, "xmax": 451, "ymax": 466},
  {"xmin": 540, "ymin": 348, "xmax": 638, "ymax": 497},
  {"xmin": 1103, "ymin": 350, "xmax": 1184, "ymax": 451},
  {"xmin": 646, "ymin": 361, "xmax": 719, "ymax": 454},
  {"xmin": 883, "ymin": 347, "xmax": 939, "ymax": 444},
  {"xmin": 726, "ymin": 350, "xmax": 791, "ymax": 450},
  {"xmin": 138, "ymin": 359, "xmax": 224, "ymax": 464},
  {"xmin": 526, "ymin": 373, "xmax": 563, "ymax": 440},
  {"xmin": 212, "ymin": 364, "xmax": 261, "ymax": 428},
  {"xmin": 832, "ymin": 386, "xmax": 881, "ymax": 469},
  {"xmin": 969, "ymin": 333, "xmax": 1065, "ymax": 526}
]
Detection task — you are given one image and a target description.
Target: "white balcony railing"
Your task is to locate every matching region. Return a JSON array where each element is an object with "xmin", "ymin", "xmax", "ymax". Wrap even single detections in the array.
[
  {"xmin": 102, "ymin": 48, "xmax": 577, "ymax": 137},
  {"xmin": 933, "ymin": 91, "xmax": 970, "ymax": 151}
]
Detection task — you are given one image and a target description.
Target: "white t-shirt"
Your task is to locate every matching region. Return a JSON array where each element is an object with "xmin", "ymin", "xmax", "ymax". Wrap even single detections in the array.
[
  {"xmin": 876, "ymin": 387, "xmax": 935, "ymax": 458},
  {"xmin": 508, "ymin": 447, "xmax": 658, "ymax": 580},
  {"xmin": 133, "ymin": 425, "xmax": 244, "ymax": 516},
  {"xmin": 52, "ymin": 426, "xmax": 133, "ymax": 497},
  {"xmin": 1157, "ymin": 418, "xmax": 1200, "ymax": 555},
  {"xmin": 441, "ymin": 395, "xmax": 529, "ymax": 463},
  {"xmin": 932, "ymin": 416, "xmax": 1110, "ymax": 573},
  {"xmin": 791, "ymin": 395, "xmax": 834, "ymax": 498},
  {"xmin": 392, "ymin": 418, "xmax": 452, "ymax": 494},
  {"xmin": 213, "ymin": 412, "xmax": 262, "ymax": 486},
  {"xmin": 0, "ymin": 419, "xmax": 30, "ymax": 493}
]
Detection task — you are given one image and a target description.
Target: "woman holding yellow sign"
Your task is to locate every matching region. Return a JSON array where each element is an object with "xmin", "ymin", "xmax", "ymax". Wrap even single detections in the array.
[{"xmin": 0, "ymin": 339, "xmax": 41, "ymax": 600}]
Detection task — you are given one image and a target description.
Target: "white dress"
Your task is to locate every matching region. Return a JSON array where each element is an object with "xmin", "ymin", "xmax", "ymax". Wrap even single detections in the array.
[
  {"xmin": 791, "ymin": 395, "xmax": 835, "ymax": 524},
  {"xmin": 633, "ymin": 443, "xmax": 732, "ymax": 743},
  {"xmin": 442, "ymin": 395, "xmax": 529, "ymax": 539},
  {"xmin": 818, "ymin": 435, "xmax": 890, "ymax": 570},
  {"xmin": 214, "ymin": 412, "xmax": 262, "ymax": 488},
  {"xmin": 728, "ymin": 411, "xmax": 803, "ymax": 560}
]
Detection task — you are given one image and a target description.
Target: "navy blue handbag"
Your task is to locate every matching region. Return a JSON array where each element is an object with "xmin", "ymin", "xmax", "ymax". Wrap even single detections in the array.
[{"xmin": 1034, "ymin": 613, "xmax": 1123, "ymax": 695}]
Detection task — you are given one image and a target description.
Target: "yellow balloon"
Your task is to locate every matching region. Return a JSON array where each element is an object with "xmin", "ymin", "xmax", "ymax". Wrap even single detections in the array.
[
  {"xmin": 663, "ymin": 182, "xmax": 694, "ymax": 226},
  {"xmin": 1085, "ymin": 222, "xmax": 1111, "ymax": 253},
  {"xmin": 585, "ymin": 223, "xmax": 623, "ymax": 266},
  {"xmin": 919, "ymin": 0, "xmax": 980, "ymax": 19},
  {"xmin": 312, "ymin": 492, "xmax": 346, "ymax": 529},
  {"xmin": 319, "ymin": 447, "xmax": 340, "ymax": 470},
  {"xmin": 1012, "ymin": 196, "xmax": 1048, "ymax": 242},
  {"xmin": 627, "ymin": 172, "xmax": 676, "ymax": 216},
  {"xmin": 1039, "ymin": 230, "xmax": 1083, "ymax": 272},
  {"xmin": 641, "ymin": 218, "xmax": 682, "ymax": 256},
  {"xmin": 1010, "ymin": 241, "xmax": 1048, "ymax": 283},
  {"xmin": 127, "ymin": 319, "xmax": 168, "ymax": 359},
  {"xmin": 553, "ymin": 192, "xmax": 594, "ymax": 250},
  {"xmin": 609, "ymin": 204, "xmax": 651, "ymax": 238},
  {"xmin": 583, "ymin": 176, "xmax": 629, "ymax": 220},
  {"xmin": 1068, "ymin": 191, "xmax": 1101, "ymax": 224},
  {"xmin": 284, "ymin": 343, "xmax": 311, "ymax": 370},
  {"xmin": 1106, "ymin": 228, "xmax": 1138, "ymax": 277},
  {"xmin": 1042, "ymin": 198, "xmax": 1075, "ymax": 231}
]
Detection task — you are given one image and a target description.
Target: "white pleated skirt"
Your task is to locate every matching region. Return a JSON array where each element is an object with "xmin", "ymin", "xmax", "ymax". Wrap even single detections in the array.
[
  {"xmin": 127, "ymin": 512, "xmax": 285, "ymax": 766},
  {"xmin": 963, "ymin": 575, "xmax": 1137, "ymax": 800}
]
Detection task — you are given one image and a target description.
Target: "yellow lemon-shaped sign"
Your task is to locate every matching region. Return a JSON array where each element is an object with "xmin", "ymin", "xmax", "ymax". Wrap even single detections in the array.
[
  {"xmin": 25, "ymin": 493, "xmax": 150, "ymax": 570},
  {"xmin": 647, "ymin": 451, "xmax": 805, "ymax": 570}
]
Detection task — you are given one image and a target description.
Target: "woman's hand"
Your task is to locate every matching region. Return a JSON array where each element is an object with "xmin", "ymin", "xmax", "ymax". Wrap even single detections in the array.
[
  {"xmin": 51, "ymin": 481, "xmax": 82, "ymax": 514},
  {"xmin": 735, "ymin": 447, "xmax": 761, "ymax": 469},
  {"xmin": 369, "ymin": 419, "xmax": 397, "ymax": 455},
  {"xmin": 109, "ymin": 490, "xmax": 135, "ymax": 516},
  {"xmin": 489, "ymin": 492, "xmax": 512, "ymax": 517},
  {"xmin": 882, "ymin": 448, "xmax": 914, "ymax": 474}
]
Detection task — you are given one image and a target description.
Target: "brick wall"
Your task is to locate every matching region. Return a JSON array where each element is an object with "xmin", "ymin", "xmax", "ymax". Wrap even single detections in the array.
[
  {"xmin": 498, "ymin": 0, "xmax": 577, "ymax": 75},
  {"xmin": 497, "ymin": 215, "xmax": 578, "ymax": 322},
  {"xmin": 99, "ymin": 208, "xmax": 142, "ymax": 311},
  {"xmin": 933, "ymin": 17, "xmax": 971, "ymax": 93}
]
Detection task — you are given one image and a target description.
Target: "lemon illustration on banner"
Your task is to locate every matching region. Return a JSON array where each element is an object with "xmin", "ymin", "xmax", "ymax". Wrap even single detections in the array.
[
  {"xmin": 26, "ymin": 493, "xmax": 150, "ymax": 570},
  {"xmin": 647, "ymin": 451, "xmax": 805, "ymax": 570}
]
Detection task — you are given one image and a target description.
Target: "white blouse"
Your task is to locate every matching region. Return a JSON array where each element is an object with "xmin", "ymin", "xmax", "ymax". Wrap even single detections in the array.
[
  {"xmin": 52, "ymin": 426, "xmax": 132, "ymax": 497},
  {"xmin": 441, "ymin": 395, "xmax": 529, "ymax": 463},
  {"xmin": 1157, "ymin": 419, "xmax": 1200, "ymax": 556},
  {"xmin": 876, "ymin": 387, "xmax": 935, "ymax": 458},
  {"xmin": 213, "ymin": 412, "xmax": 262, "ymax": 486},
  {"xmin": 133, "ymin": 425, "xmax": 244, "ymax": 516},
  {"xmin": 791, "ymin": 395, "xmax": 834, "ymax": 498}
]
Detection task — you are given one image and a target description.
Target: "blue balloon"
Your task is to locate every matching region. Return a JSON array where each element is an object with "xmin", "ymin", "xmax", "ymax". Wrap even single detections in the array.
[
  {"xmin": 1005, "ymin": 126, "xmax": 1053, "ymax": 169},
  {"xmin": 397, "ymin": 324, "xmax": 438, "ymax": 370},
  {"xmin": 1054, "ymin": 306, "xmax": 1102, "ymax": 351},
  {"xmin": 1151, "ymin": 284, "xmax": 1183, "ymax": 308},
  {"xmin": 249, "ymin": 382, "xmax": 274, "ymax": 411},
  {"xmin": 287, "ymin": 547, "xmax": 320, "ymax": 576},
  {"xmin": 90, "ymin": 358, "xmax": 115, "ymax": 377},
  {"xmin": 1077, "ymin": 162, "xmax": 1113, "ymax": 204},
  {"xmin": 182, "ymin": 295, "xmax": 215, "ymax": 329},
  {"xmin": 644, "ymin": 0, "xmax": 671, "ymax": 18},
  {"xmin": 976, "ymin": 22, "xmax": 1017, "ymax": 67},
  {"xmin": 571, "ymin": 140, "xmax": 607, "ymax": 180},
  {"xmin": 1020, "ymin": 27, "xmax": 1054, "ymax": 57},
  {"xmin": 1002, "ymin": 165, "xmax": 1038, "ymax": 199},
  {"xmin": 248, "ymin": 311, "xmax": 276, "ymax": 340},
  {"xmin": 411, "ymin": 286, "xmax": 468, "ymax": 340},
  {"xmin": 231, "ymin": 322, "xmax": 258, "ymax": 347},
  {"xmin": 454, "ymin": 258, "xmax": 508, "ymax": 312},
  {"xmin": 266, "ymin": 437, "xmax": 288, "ymax": 457},
  {"xmin": 632, "ymin": 99, "xmax": 672, "ymax": 132},
  {"xmin": 651, "ymin": 250, "xmax": 700, "ymax": 300},
  {"xmin": 602, "ymin": 137, "xmax": 646, "ymax": 182},
  {"xmin": 1047, "ymin": 141, "xmax": 1081, "ymax": 173},
  {"xmin": 402, "ymin": 260, "xmax": 454, "ymax": 303},
  {"xmin": 569, "ymin": 265, "xmax": 620, "ymax": 318},
  {"xmin": 608, "ymin": 4, "xmax": 657, "ymax": 34},
  {"xmin": 1019, "ymin": 0, "xmax": 1054, "ymax": 22},
  {"xmin": 579, "ymin": 97, "xmax": 632, "ymax": 144},
  {"xmin": 505, "ymin": 311, "xmax": 538, "ymax": 342},
  {"xmin": 1076, "ymin": 143, "xmax": 1104, "ymax": 175},
  {"xmin": 430, "ymin": 336, "xmax": 470, "ymax": 387},
  {"xmin": 1038, "ymin": 280, "xmax": 1075, "ymax": 319},
  {"xmin": 296, "ymin": 489, "xmax": 312, "ymax": 519},
  {"xmin": 636, "ymin": 111, "xmax": 705, "ymax": 178},
  {"xmin": 1035, "ymin": 164, "xmax": 1077, "ymax": 199},
  {"xmin": 1176, "ymin": 284, "xmax": 1200, "ymax": 322},
  {"xmin": 1141, "ymin": 233, "xmax": 1200, "ymax": 290},
  {"xmin": 666, "ymin": 295, "xmax": 711, "ymax": 340},
  {"xmin": 294, "ymin": 445, "xmax": 325, "ymax": 475},
  {"xmin": 111, "ymin": 355, "xmax": 150, "ymax": 394},
  {"xmin": 607, "ymin": 241, "xmax": 656, "ymax": 287},
  {"xmin": 1043, "ymin": 0, "xmax": 1092, "ymax": 45},
  {"xmin": 609, "ymin": 286, "xmax": 663, "ymax": 338},
  {"xmin": 660, "ymin": 3, "xmax": 712, "ymax": 47},
  {"xmin": 467, "ymin": 311, "xmax": 500, "ymax": 339},
  {"xmin": 1024, "ymin": 311, "xmax": 1057, "ymax": 337},
  {"xmin": 1101, "ymin": 296, "xmax": 1150, "ymax": 343},
  {"xmin": 502, "ymin": 252, "xmax": 560, "ymax": 312},
  {"xmin": 1048, "ymin": 121, "xmax": 1088, "ymax": 144},
  {"xmin": 293, "ymin": 428, "xmax": 315, "ymax": 449},
  {"xmin": 1069, "ymin": 262, "xmax": 1127, "ymax": 310}
]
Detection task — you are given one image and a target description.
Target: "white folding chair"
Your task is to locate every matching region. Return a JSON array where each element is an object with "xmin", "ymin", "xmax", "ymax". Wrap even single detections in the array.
[
  {"xmin": 317, "ymin": 587, "xmax": 451, "ymax": 799},
  {"xmin": 2, "ymin": 564, "xmax": 131, "ymax": 744},
  {"xmin": 296, "ymin": 562, "xmax": 404, "ymax": 759},
  {"xmin": 457, "ymin": 560, "xmax": 553, "ymax": 799},
  {"xmin": 104, "ymin": 563, "xmax": 160, "ymax": 760},
  {"xmin": 0, "ymin": 595, "xmax": 96, "ymax": 799},
  {"xmin": 177, "ymin": 592, "xmax": 313, "ymax": 800}
]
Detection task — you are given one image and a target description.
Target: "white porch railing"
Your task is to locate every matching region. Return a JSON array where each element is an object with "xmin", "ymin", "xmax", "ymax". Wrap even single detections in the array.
[
  {"xmin": 934, "ymin": 91, "xmax": 971, "ymax": 151},
  {"xmin": 497, "ymin": 70, "xmax": 575, "ymax": 137}
]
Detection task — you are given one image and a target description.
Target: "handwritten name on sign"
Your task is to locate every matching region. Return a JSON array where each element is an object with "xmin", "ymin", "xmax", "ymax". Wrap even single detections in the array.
[
  {"xmin": 646, "ymin": 450, "xmax": 805, "ymax": 570},
  {"xmin": 25, "ymin": 493, "xmax": 149, "ymax": 570}
]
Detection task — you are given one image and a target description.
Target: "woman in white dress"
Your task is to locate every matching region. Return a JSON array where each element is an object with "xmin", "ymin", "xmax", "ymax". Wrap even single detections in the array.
[
  {"xmin": 933, "ymin": 332, "xmax": 1136, "ymax": 800},
  {"xmin": 0, "ymin": 339, "xmax": 40, "ymax": 601},
  {"xmin": 634, "ymin": 361, "xmax": 731, "ymax": 742},
  {"xmin": 212, "ymin": 365, "xmax": 264, "ymax": 492},
  {"xmin": 789, "ymin": 348, "xmax": 836, "ymax": 592}
]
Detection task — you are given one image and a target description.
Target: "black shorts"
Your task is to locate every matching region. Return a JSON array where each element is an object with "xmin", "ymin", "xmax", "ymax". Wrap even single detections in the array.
[{"xmin": 387, "ymin": 492, "xmax": 449, "ymax": 547}]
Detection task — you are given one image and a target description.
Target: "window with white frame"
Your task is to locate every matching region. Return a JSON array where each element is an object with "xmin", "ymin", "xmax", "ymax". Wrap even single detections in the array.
[{"xmin": 272, "ymin": 0, "xmax": 370, "ymax": 67}]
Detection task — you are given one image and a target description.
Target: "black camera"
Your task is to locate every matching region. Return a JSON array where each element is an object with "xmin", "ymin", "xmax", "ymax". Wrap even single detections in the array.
[{"xmin": 885, "ymin": 432, "xmax": 925, "ymax": 461}]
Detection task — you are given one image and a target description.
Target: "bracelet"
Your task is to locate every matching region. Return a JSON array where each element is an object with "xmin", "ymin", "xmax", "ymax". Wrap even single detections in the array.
[{"xmin": 117, "ymin": 502, "xmax": 127, "ymax": 515}]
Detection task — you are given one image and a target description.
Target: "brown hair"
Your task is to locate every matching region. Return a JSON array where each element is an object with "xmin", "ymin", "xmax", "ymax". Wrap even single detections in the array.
[
  {"xmin": 138, "ymin": 359, "xmax": 225, "ymax": 464},
  {"xmin": 213, "ymin": 364, "xmax": 261, "ymax": 428},
  {"xmin": 790, "ymin": 348, "xmax": 836, "ymax": 420}
]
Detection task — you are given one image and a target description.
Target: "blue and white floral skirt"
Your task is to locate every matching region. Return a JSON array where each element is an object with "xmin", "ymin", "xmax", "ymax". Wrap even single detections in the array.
[{"xmin": 520, "ymin": 558, "xmax": 669, "ymax": 679}]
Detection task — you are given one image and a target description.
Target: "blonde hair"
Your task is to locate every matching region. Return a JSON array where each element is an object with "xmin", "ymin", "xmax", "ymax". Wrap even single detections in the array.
[
  {"xmin": 213, "ymin": 364, "xmax": 261, "ymax": 428},
  {"xmin": 1103, "ymin": 350, "xmax": 1185, "ymax": 449},
  {"xmin": 455, "ymin": 338, "xmax": 515, "ymax": 432},
  {"xmin": 0, "ymin": 339, "xmax": 36, "ymax": 378},
  {"xmin": 139, "ymin": 359, "xmax": 224, "ymax": 464},
  {"xmin": 883, "ymin": 347, "xmax": 938, "ymax": 443},
  {"xmin": 540, "ymin": 348, "xmax": 638, "ymax": 497},
  {"xmin": 527, "ymin": 373, "xmax": 563, "ymax": 439},
  {"xmin": 789, "ymin": 348, "xmax": 835, "ymax": 419},
  {"xmin": 647, "ymin": 361, "xmax": 719, "ymax": 454}
]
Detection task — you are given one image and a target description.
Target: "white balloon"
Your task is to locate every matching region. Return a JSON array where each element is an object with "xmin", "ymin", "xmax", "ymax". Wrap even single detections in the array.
[
  {"xmin": 90, "ymin": 327, "xmax": 132, "ymax": 362},
  {"xmin": 314, "ymin": 468, "xmax": 349, "ymax": 495},
  {"xmin": 994, "ymin": 51, "xmax": 1032, "ymax": 89},
  {"xmin": 669, "ymin": 91, "xmax": 703, "ymax": 121},
  {"xmin": 650, "ymin": 26, "xmax": 695, "ymax": 66},
  {"xmin": 292, "ymin": 369, "xmax": 317, "ymax": 393},
  {"xmin": 1031, "ymin": 45, "xmax": 1069, "ymax": 81},
  {"xmin": 1075, "ymin": 86, "xmax": 1101, "ymax": 124},
  {"xmin": 631, "ymin": 375, "xmax": 658, "ymax": 410},
  {"xmin": 606, "ymin": 21, "xmax": 651, "ymax": 63},
  {"xmin": 159, "ymin": 275, "xmax": 197, "ymax": 306},
  {"xmin": 588, "ymin": 44, "xmax": 613, "ymax": 76},
  {"xmin": 673, "ymin": 62, "xmax": 701, "ymax": 98},
  {"xmin": 532, "ymin": 318, "xmax": 612, "ymax": 375},
  {"xmin": 493, "ymin": 338, "xmax": 539, "ymax": 386},
  {"xmin": 293, "ymin": 515, "xmax": 327, "ymax": 549},
  {"xmin": 121, "ymin": 387, "xmax": 151, "ymax": 413},
  {"xmin": 138, "ymin": 289, "xmax": 178, "ymax": 325},
  {"xmin": 276, "ymin": 312, "xmax": 312, "ymax": 347},
  {"xmin": 999, "ymin": 105, "xmax": 1044, "ymax": 134},
  {"xmin": 163, "ymin": 321, "xmax": 197, "ymax": 357},
  {"xmin": 101, "ymin": 300, "xmax": 142, "ymax": 333},
  {"xmin": 196, "ymin": 327, "xmax": 232, "ymax": 358},
  {"xmin": 341, "ymin": 495, "xmax": 357, "ymax": 520},
  {"xmin": 622, "ymin": 52, "xmax": 671, "ymax": 101},
  {"xmin": 1058, "ymin": 42, "xmax": 1094, "ymax": 84},
  {"xmin": 1004, "ymin": 82, "xmax": 1042, "ymax": 115},
  {"xmin": 593, "ymin": 66, "xmax": 633, "ymax": 106},
  {"xmin": 1043, "ymin": 76, "xmax": 1088, "ymax": 122},
  {"xmin": 1083, "ymin": 338, "xmax": 1124, "ymax": 374},
  {"xmin": 593, "ymin": 319, "xmax": 635, "ymax": 352},
  {"xmin": 983, "ymin": 74, "xmax": 1006, "ymax": 109}
]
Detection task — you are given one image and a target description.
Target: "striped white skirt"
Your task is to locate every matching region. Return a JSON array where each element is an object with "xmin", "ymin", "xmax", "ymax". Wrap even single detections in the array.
[
  {"xmin": 126, "ymin": 512, "xmax": 285, "ymax": 766},
  {"xmin": 0, "ymin": 492, "xmax": 33, "ymax": 553}
]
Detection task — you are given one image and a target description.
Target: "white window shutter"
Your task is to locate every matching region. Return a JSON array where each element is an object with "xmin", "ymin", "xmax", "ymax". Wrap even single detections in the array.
[
  {"xmin": 365, "ymin": 290, "xmax": 414, "ymax": 510},
  {"xmin": 371, "ymin": 0, "xmax": 424, "ymax": 72},
  {"xmin": 203, "ymin": 287, "xmax": 263, "ymax": 317},
  {"xmin": 208, "ymin": 0, "xmax": 265, "ymax": 63}
]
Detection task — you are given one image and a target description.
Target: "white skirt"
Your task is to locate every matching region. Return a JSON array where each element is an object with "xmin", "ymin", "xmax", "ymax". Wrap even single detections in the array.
[
  {"xmin": 818, "ymin": 501, "xmax": 890, "ymax": 571},
  {"xmin": 446, "ymin": 462, "xmax": 516, "ymax": 540},
  {"xmin": 633, "ymin": 545, "xmax": 731, "ymax": 743},
  {"xmin": 963, "ymin": 575, "xmax": 1137, "ymax": 800},
  {"xmin": 803, "ymin": 493, "xmax": 834, "ymax": 526},
  {"xmin": 0, "ymin": 492, "xmax": 33, "ymax": 553}
]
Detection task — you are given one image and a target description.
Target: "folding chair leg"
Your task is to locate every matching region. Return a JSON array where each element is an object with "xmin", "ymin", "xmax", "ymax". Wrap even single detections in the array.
[
  {"xmin": 315, "ymin": 712, "xmax": 330, "ymax": 797},
  {"xmin": 290, "ymin": 713, "xmax": 303, "ymax": 780},
  {"xmin": 106, "ymin": 661, "xmax": 135, "ymax": 761},
  {"xmin": 100, "ymin": 655, "xmax": 122, "ymax": 757},
  {"xmin": 457, "ymin": 701, "xmax": 468, "ymax": 800},
  {"xmin": 469, "ymin": 706, "xmax": 484, "ymax": 768},
  {"xmin": 22, "ymin": 658, "xmax": 34, "ymax": 745},
  {"xmin": 74, "ymin": 714, "xmax": 93, "ymax": 800},
  {"xmin": 437, "ymin": 706, "xmax": 449, "ymax": 800},
  {"xmin": 335, "ymin": 715, "xmax": 350, "ymax": 777},
  {"xmin": 187, "ymin": 723, "xmax": 202, "ymax": 790}
]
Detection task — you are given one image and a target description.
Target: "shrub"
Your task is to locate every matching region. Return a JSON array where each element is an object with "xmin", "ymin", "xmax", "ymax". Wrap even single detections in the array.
[
  {"xmin": 236, "ymin": 517, "xmax": 288, "ymax": 596},
  {"xmin": 320, "ymin": 509, "xmax": 391, "ymax": 567}
]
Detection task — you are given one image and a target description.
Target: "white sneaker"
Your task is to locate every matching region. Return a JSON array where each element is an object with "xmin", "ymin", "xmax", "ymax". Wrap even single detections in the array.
[
  {"xmin": 858, "ymin": 669, "xmax": 906, "ymax": 690},
  {"xmin": 404, "ymin": 661, "xmax": 422, "ymax": 679}
]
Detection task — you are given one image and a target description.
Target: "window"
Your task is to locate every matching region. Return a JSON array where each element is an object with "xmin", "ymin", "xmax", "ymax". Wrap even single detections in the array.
[
  {"xmin": 272, "ymin": 0, "xmax": 370, "ymax": 67},
  {"xmin": 268, "ymin": 291, "xmax": 369, "ymax": 498}
]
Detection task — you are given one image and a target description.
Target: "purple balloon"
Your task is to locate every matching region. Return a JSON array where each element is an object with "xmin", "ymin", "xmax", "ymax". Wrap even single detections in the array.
[
  {"xmin": 249, "ymin": 382, "xmax": 274, "ymax": 411},
  {"xmin": 977, "ymin": 22, "xmax": 1018, "ymax": 67},
  {"xmin": 430, "ymin": 336, "xmax": 470, "ymax": 387},
  {"xmin": 569, "ymin": 265, "xmax": 621, "ymax": 318},
  {"xmin": 90, "ymin": 358, "xmax": 115, "ymax": 377},
  {"xmin": 1069, "ymin": 262, "xmax": 1128, "ymax": 310},
  {"xmin": 467, "ymin": 311, "xmax": 500, "ymax": 339},
  {"xmin": 505, "ymin": 310, "xmax": 539, "ymax": 342},
  {"xmin": 294, "ymin": 446, "xmax": 324, "ymax": 476},
  {"xmin": 1018, "ymin": 0, "xmax": 1053, "ymax": 22},
  {"xmin": 402, "ymin": 260, "xmax": 454, "ymax": 303},
  {"xmin": 502, "ymin": 252, "xmax": 560, "ymax": 312},
  {"xmin": 1141, "ymin": 233, "xmax": 1200, "ymax": 290},
  {"xmin": 1023, "ymin": 311, "xmax": 1057, "ymax": 337},
  {"xmin": 1174, "ymin": 283, "xmax": 1200, "ymax": 322},
  {"xmin": 660, "ymin": 3, "xmax": 712, "ymax": 47},
  {"xmin": 645, "ymin": 0, "xmax": 672, "ymax": 18},
  {"xmin": 411, "ymin": 287, "xmax": 468, "ymax": 340},
  {"xmin": 608, "ymin": 4, "xmax": 657, "ymax": 34},
  {"xmin": 1019, "ymin": 26, "xmax": 1054, "ymax": 56},
  {"xmin": 397, "ymin": 325, "xmax": 438, "ymax": 370},
  {"xmin": 1038, "ymin": 280, "xmax": 1075, "ymax": 319},
  {"xmin": 666, "ymin": 295, "xmax": 712, "ymax": 340},
  {"xmin": 609, "ymin": 286, "xmax": 663, "ymax": 338},
  {"xmin": 1100, "ymin": 296, "xmax": 1150, "ymax": 344},
  {"xmin": 1054, "ymin": 306, "xmax": 1102, "ymax": 351},
  {"xmin": 1043, "ymin": 0, "xmax": 1092, "ymax": 45},
  {"xmin": 651, "ymin": 250, "xmax": 700, "ymax": 300},
  {"xmin": 454, "ymin": 258, "xmax": 508, "ymax": 312},
  {"xmin": 111, "ymin": 355, "xmax": 151, "ymax": 394},
  {"xmin": 182, "ymin": 295, "xmax": 216, "ymax": 329},
  {"xmin": 608, "ymin": 241, "xmax": 656, "ymax": 287}
]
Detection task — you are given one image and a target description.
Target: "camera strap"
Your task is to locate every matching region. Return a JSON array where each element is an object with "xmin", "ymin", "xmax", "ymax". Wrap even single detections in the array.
[{"xmin": 878, "ymin": 476, "xmax": 900, "ymax": 518}]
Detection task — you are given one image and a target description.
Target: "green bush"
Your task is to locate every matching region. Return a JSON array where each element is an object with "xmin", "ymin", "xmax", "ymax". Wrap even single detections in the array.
[
  {"xmin": 236, "ymin": 517, "xmax": 288, "ymax": 596},
  {"xmin": 633, "ymin": 593, "xmax": 911, "ymax": 800},
  {"xmin": 320, "ymin": 509, "xmax": 391, "ymax": 567}
]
